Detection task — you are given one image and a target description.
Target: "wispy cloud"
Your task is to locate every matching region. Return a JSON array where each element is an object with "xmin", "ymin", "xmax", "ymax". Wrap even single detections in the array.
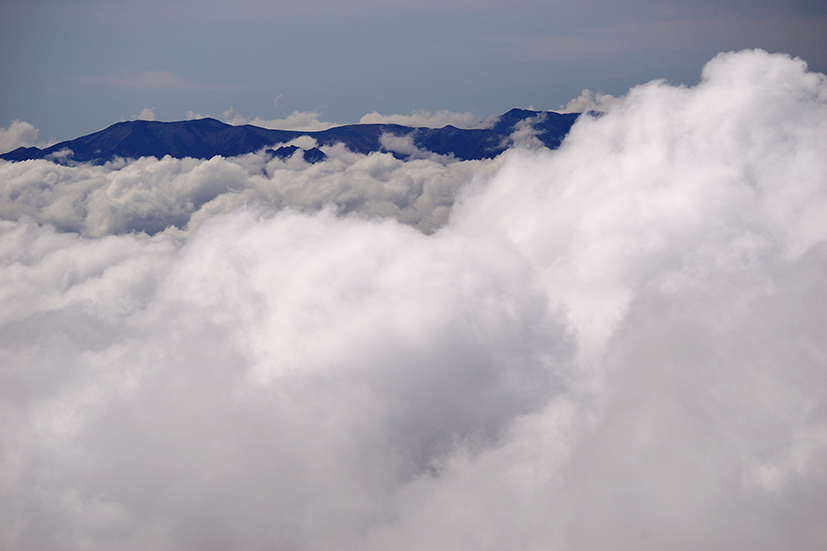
[
  {"xmin": 185, "ymin": 107, "xmax": 340, "ymax": 131},
  {"xmin": 496, "ymin": 9, "xmax": 827, "ymax": 67},
  {"xmin": 359, "ymin": 110, "xmax": 495, "ymax": 129},
  {"xmin": 96, "ymin": 71, "xmax": 234, "ymax": 90}
]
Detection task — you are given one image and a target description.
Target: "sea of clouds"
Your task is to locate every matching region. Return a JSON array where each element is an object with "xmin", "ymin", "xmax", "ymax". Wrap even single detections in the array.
[{"xmin": 1, "ymin": 49, "xmax": 826, "ymax": 550}]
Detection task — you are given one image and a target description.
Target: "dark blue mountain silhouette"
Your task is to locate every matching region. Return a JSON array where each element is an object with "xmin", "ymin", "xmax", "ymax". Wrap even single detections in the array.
[
  {"xmin": 1, "ymin": 109, "xmax": 580, "ymax": 164},
  {"xmin": 266, "ymin": 145, "xmax": 329, "ymax": 164}
]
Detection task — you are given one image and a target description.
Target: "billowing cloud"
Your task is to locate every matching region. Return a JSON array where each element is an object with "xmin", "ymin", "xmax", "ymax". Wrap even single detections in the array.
[
  {"xmin": 0, "ymin": 120, "xmax": 39, "ymax": 154},
  {"xmin": 1, "ymin": 49, "xmax": 826, "ymax": 551},
  {"xmin": 559, "ymin": 89, "xmax": 617, "ymax": 112},
  {"xmin": 0, "ymin": 143, "xmax": 498, "ymax": 236},
  {"xmin": 359, "ymin": 109, "xmax": 495, "ymax": 129},
  {"xmin": 0, "ymin": 120, "xmax": 56, "ymax": 155},
  {"xmin": 136, "ymin": 108, "xmax": 157, "ymax": 121},
  {"xmin": 504, "ymin": 112, "xmax": 548, "ymax": 149}
]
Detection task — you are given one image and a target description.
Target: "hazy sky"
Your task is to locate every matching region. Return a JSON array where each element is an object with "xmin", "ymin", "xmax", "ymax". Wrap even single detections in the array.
[{"xmin": 1, "ymin": 0, "xmax": 826, "ymax": 141}]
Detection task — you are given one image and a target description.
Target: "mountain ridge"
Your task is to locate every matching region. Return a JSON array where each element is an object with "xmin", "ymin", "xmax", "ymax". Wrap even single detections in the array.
[{"xmin": 1, "ymin": 109, "xmax": 581, "ymax": 164}]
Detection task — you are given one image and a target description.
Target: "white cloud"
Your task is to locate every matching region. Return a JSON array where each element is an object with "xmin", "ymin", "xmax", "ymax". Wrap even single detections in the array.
[
  {"xmin": 223, "ymin": 108, "xmax": 339, "ymax": 131},
  {"xmin": 378, "ymin": 132, "xmax": 445, "ymax": 160},
  {"xmin": 505, "ymin": 112, "xmax": 547, "ymax": 149},
  {"xmin": 136, "ymin": 108, "xmax": 156, "ymax": 121},
  {"xmin": 360, "ymin": 109, "xmax": 495, "ymax": 129},
  {"xmin": 558, "ymin": 88, "xmax": 617, "ymax": 112},
  {"xmin": 0, "ymin": 144, "xmax": 498, "ymax": 236},
  {"xmin": 1, "ymin": 49, "xmax": 826, "ymax": 551},
  {"xmin": 282, "ymin": 135, "xmax": 319, "ymax": 149},
  {"xmin": 196, "ymin": 107, "xmax": 496, "ymax": 132},
  {"xmin": 0, "ymin": 120, "xmax": 40, "ymax": 154},
  {"xmin": 185, "ymin": 107, "xmax": 339, "ymax": 131}
]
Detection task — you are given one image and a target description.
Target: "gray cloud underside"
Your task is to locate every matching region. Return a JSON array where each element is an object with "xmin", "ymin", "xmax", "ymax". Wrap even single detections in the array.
[
  {"xmin": 1, "ymin": 50, "xmax": 826, "ymax": 551},
  {"xmin": 0, "ymin": 143, "xmax": 500, "ymax": 236}
]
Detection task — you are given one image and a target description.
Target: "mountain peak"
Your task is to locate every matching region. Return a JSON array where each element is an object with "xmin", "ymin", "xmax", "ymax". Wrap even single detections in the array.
[{"xmin": 1, "ymin": 110, "xmax": 581, "ymax": 164}]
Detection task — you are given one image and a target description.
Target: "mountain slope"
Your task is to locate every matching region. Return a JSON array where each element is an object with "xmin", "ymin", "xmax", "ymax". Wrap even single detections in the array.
[{"xmin": 1, "ymin": 109, "xmax": 580, "ymax": 164}]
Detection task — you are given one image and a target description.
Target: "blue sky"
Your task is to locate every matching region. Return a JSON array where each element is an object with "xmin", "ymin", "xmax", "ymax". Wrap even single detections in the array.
[{"xmin": 1, "ymin": 0, "xmax": 825, "ymax": 141}]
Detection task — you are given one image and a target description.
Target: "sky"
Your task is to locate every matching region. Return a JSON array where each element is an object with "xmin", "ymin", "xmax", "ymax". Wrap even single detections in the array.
[
  {"xmin": 1, "ymin": 0, "xmax": 826, "ymax": 141},
  {"xmin": 1, "ymin": 48, "xmax": 827, "ymax": 550}
]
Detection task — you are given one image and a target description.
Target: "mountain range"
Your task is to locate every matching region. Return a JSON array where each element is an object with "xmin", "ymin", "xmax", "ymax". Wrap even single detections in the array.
[{"xmin": 1, "ymin": 109, "xmax": 580, "ymax": 165}]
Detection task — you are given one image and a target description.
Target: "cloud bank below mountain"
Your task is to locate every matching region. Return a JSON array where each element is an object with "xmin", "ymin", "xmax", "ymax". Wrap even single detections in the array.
[
  {"xmin": 1, "ymin": 49, "xmax": 826, "ymax": 551},
  {"xmin": 0, "ymin": 143, "xmax": 498, "ymax": 235}
]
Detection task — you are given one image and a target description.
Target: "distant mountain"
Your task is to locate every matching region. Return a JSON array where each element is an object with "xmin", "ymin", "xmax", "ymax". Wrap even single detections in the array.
[{"xmin": 0, "ymin": 109, "xmax": 580, "ymax": 164}]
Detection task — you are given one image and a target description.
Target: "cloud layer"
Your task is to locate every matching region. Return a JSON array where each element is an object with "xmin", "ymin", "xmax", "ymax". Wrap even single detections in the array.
[
  {"xmin": 0, "ymin": 142, "xmax": 497, "ymax": 236},
  {"xmin": 1, "ymin": 49, "xmax": 826, "ymax": 550}
]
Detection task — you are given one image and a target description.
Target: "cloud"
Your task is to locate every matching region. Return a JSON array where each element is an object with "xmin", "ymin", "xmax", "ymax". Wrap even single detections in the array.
[
  {"xmin": 186, "ymin": 107, "xmax": 340, "ymax": 131},
  {"xmin": 1, "ymin": 49, "xmax": 826, "ymax": 550},
  {"xmin": 228, "ymin": 110, "xmax": 339, "ymax": 131},
  {"xmin": 0, "ymin": 120, "xmax": 57, "ymax": 154},
  {"xmin": 192, "ymin": 107, "xmax": 495, "ymax": 132},
  {"xmin": 0, "ymin": 144, "xmax": 499, "ymax": 236},
  {"xmin": 136, "ymin": 108, "xmax": 156, "ymax": 121},
  {"xmin": 559, "ymin": 89, "xmax": 617, "ymax": 112},
  {"xmin": 101, "ymin": 71, "xmax": 228, "ymax": 90},
  {"xmin": 504, "ymin": 112, "xmax": 548, "ymax": 149},
  {"xmin": 0, "ymin": 120, "xmax": 39, "ymax": 154},
  {"xmin": 378, "ymin": 132, "xmax": 452, "ymax": 160},
  {"xmin": 359, "ymin": 110, "xmax": 495, "ymax": 129}
]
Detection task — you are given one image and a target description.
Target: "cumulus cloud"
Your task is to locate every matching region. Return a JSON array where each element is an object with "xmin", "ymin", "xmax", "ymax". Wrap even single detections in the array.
[
  {"xmin": 0, "ymin": 142, "xmax": 497, "ymax": 236},
  {"xmin": 377, "ymin": 132, "xmax": 455, "ymax": 161},
  {"xmin": 186, "ymin": 107, "xmax": 340, "ymax": 131},
  {"xmin": 559, "ymin": 88, "xmax": 617, "ymax": 112},
  {"xmin": 1, "ymin": 49, "xmax": 826, "ymax": 551},
  {"xmin": 359, "ymin": 109, "xmax": 495, "ymax": 129},
  {"xmin": 505, "ymin": 112, "xmax": 548, "ymax": 149},
  {"xmin": 136, "ymin": 108, "xmax": 156, "ymax": 121},
  {"xmin": 0, "ymin": 120, "xmax": 40, "ymax": 154}
]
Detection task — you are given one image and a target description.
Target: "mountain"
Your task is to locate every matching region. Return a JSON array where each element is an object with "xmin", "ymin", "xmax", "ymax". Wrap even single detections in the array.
[{"xmin": 0, "ymin": 109, "xmax": 580, "ymax": 164}]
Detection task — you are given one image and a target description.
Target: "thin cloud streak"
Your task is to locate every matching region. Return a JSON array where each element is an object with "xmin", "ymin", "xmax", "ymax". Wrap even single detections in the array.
[
  {"xmin": 95, "ymin": 71, "xmax": 239, "ymax": 91},
  {"xmin": 359, "ymin": 110, "xmax": 496, "ymax": 129},
  {"xmin": 495, "ymin": 9, "xmax": 827, "ymax": 67},
  {"xmin": 218, "ymin": 108, "xmax": 341, "ymax": 131}
]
